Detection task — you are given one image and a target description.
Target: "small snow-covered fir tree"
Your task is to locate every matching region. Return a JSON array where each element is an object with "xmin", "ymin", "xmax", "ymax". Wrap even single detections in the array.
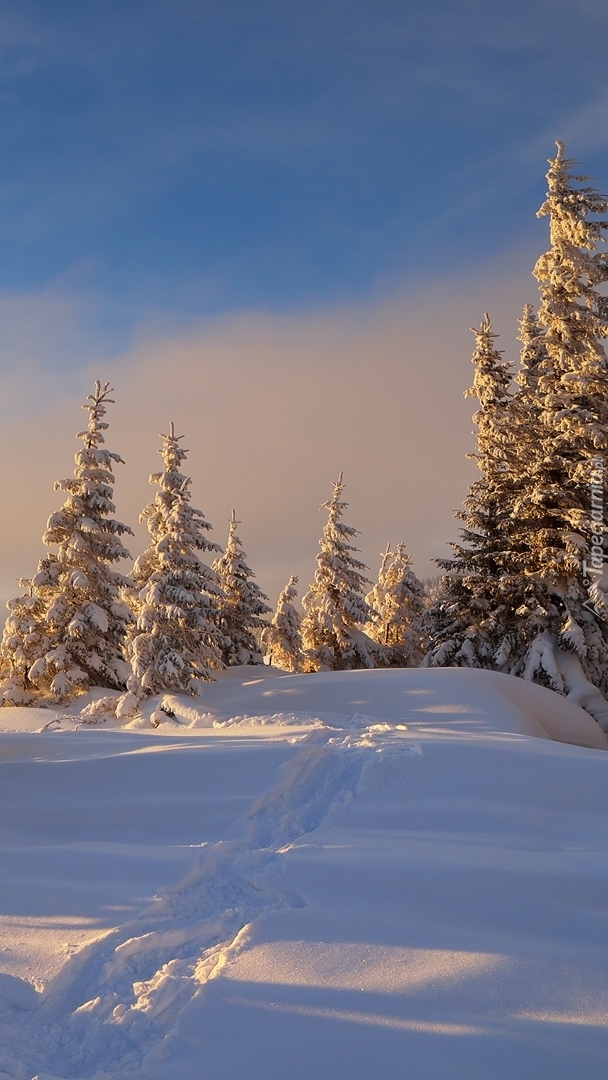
[
  {"xmin": 116, "ymin": 424, "xmax": 225, "ymax": 715},
  {"xmin": 301, "ymin": 473, "xmax": 382, "ymax": 670},
  {"xmin": 366, "ymin": 543, "xmax": 425, "ymax": 665},
  {"xmin": 261, "ymin": 574, "xmax": 303, "ymax": 672},
  {"xmin": 0, "ymin": 382, "xmax": 133, "ymax": 704},
  {"xmin": 213, "ymin": 512, "xmax": 271, "ymax": 666},
  {"xmin": 424, "ymin": 316, "xmax": 522, "ymax": 669}
]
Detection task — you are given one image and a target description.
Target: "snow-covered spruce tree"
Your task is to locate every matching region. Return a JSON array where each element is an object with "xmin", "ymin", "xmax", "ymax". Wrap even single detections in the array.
[
  {"xmin": 507, "ymin": 142, "xmax": 608, "ymax": 719},
  {"xmin": 261, "ymin": 574, "xmax": 303, "ymax": 672},
  {"xmin": 0, "ymin": 382, "xmax": 133, "ymax": 705},
  {"xmin": 301, "ymin": 473, "xmax": 383, "ymax": 670},
  {"xmin": 115, "ymin": 424, "xmax": 226, "ymax": 716},
  {"xmin": 423, "ymin": 316, "xmax": 523, "ymax": 669},
  {"xmin": 212, "ymin": 511, "xmax": 271, "ymax": 666},
  {"xmin": 365, "ymin": 543, "xmax": 425, "ymax": 665}
]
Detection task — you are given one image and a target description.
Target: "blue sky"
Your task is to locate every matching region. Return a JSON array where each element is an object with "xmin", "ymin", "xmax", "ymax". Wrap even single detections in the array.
[
  {"xmin": 2, "ymin": 0, "xmax": 608, "ymax": 600},
  {"xmin": 1, "ymin": 0, "xmax": 608, "ymax": 340}
]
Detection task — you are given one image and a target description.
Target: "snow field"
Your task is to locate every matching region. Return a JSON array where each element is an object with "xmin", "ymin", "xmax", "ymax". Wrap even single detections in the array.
[{"xmin": 0, "ymin": 668, "xmax": 605, "ymax": 1078}]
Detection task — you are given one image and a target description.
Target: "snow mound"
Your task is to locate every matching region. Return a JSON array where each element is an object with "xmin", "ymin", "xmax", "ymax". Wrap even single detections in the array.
[
  {"xmin": 0, "ymin": 707, "xmax": 62, "ymax": 733},
  {"xmin": 0, "ymin": 972, "xmax": 40, "ymax": 1011},
  {"xmin": 2, "ymin": 668, "xmax": 604, "ymax": 751},
  {"xmin": 193, "ymin": 667, "xmax": 607, "ymax": 750}
]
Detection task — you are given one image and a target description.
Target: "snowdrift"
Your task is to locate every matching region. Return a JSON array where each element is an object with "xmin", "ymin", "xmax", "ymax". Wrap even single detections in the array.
[
  {"xmin": 189, "ymin": 667, "xmax": 608, "ymax": 749},
  {"xmin": 0, "ymin": 668, "xmax": 606, "ymax": 1079}
]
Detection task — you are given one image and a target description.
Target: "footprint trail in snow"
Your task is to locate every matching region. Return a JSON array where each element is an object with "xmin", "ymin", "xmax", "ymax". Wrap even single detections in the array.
[{"xmin": 0, "ymin": 718, "xmax": 397, "ymax": 1080}]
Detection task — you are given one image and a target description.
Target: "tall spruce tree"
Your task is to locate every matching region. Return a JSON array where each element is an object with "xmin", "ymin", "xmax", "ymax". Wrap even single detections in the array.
[
  {"xmin": 116, "ymin": 424, "xmax": 225, "ymax": 715},
  {"xmin": 301, "ymin": 474, "xmax": 380, "ymax": 670},
  {"xmin": 509, "ymin": 142, "xmax": 608, "ymax": 713},
  {"xmin": 424, "ymin": 317, "xmax": 521, "ymax": 668},
  {"xmin": 213, "ymin": 512, "xmax": 271, "ymax": 665},
  {"xmin": 0, "ymin": 382, "xmax": 133, "ymax": 704},
  {"xmin": 425, "ymin": 146, "xmax": 608, "ymax": 728},
  {"xmin": 366, "ymin": 543, "xmax": 425, "ymax": 665},
  {"xmin": 261, "ymin": 574, "xmax": 303, "ymax": 672}
]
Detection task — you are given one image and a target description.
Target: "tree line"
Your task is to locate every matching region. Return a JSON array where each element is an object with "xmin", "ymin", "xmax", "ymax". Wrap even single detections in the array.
[{"xmin": 0, "ymin": 383, "xmax": 424, "ymax": 717}]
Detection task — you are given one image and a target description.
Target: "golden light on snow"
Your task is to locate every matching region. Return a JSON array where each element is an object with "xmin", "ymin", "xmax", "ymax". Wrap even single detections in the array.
[{"xmin": 220, "ymin": 941, "xmax": 508, "ymax": 993}]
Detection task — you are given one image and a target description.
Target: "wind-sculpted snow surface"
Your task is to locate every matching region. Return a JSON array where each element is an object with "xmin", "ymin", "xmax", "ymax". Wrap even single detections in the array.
[{"xmin": 0, "ymin": 669, "xmax": 606, "ymax": 1078}]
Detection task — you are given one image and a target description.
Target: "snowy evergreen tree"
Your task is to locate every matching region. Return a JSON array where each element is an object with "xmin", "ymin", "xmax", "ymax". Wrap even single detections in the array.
[
  {"xmin": 366, "ymin": 543, "xmax": 425, "ymax": 665},
  {"xmin": 301, "ymin": 474, "xmax": 381, "ymax": 670},
  {"xmin": 116, "ymin": 424, "xmax": 225, "ymax": 715},
  {"xmin": 423, "ymin": 307, "xmax": 560, "ymax": 675},
  {"xmin": 425, "ymin": 145, "xmax": 608, "ymax": 729},
  {"xmin": 212, "ymin": 511, "xmax": 271, "ymax": 666},
  {"xmin": 508, "ymin": 142, "xmax": 608, "ymax": 712},
  {"xmin": 0, "ymin": 382, "xmax": 133, "ymax": 704},
  {"xmin": 423, "ymin": 316, "xmax": 522, "ymax": 669},
  {"xmin": 261, "ymin": 574, "xmax": 303, "ymax": 672}
]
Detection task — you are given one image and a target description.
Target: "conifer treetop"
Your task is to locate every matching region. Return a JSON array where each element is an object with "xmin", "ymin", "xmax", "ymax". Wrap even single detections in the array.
[
  {"xmin": 303, "ymin": 473, "xmax": 374, "ymax": 631},
  {"xmin": 464, "ymin": 314, "xmax": 515, "ymax": 487},
  {"xmin": 466, "ymin": 315, "xmax": 512, "ymax": 412},
  {"xmin": 301, "ymin": 474, "xmax": 380, "ymax": 671},
  {"xmin": 44, "ymin": 380, "xmax": 133, "ymax": 562},
  {"xmin": 534, "ymin": 140, "xmax": 608, "ymax": 407},
  {"xmin": 308, "ymin": 472, "xmax": 372, "ymax": 618},
  {"xmin": 537, "ymin": 141, "xmax": 608, "ymax": 257},
  {"xmin": 261, "ymin": 574, "xmax": 303, "ymax": 672},
  {"xmin": 77, "ymin": 381, "xmax": 122, "ymax": 456},
  {"xmin": 139, "ymin": 422, "xmax": 219, "ymax": 556},
  {"xmin": 218, "ymin": 510, "xmax": 270, "ymax": 616},
  {"xmin": 213, "ymin": 509, "xmax": 271, "ymax": 666},
  {"xmin": 218, "ymin": 511, "xmax": 267, "ymax": 602}
]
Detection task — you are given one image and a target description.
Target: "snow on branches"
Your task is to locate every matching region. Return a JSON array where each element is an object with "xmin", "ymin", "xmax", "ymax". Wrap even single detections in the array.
[
  {"xmin": 0, "ymin": 382, "xmax": 133, "ymax": 704},
  {"xmin": 261, "ymin": 574, "xmax": 303, "ymax": 672},
  {"xmin": 506, "ymin": 144, "xmax": 608, "ymax": 708},
  {"xmin": 301, "ymin": 474, "xmax": 381, "ymax": 671},
  {"xmin": 366, "ymin": 543, "xmax": 424, "ymax": 665},
  {"xmin": 213, "ymin": 511, "xmax": 271, "ymax": 666},
  {"xmin": 425, "ymin": 144, "xmax": 608, "ymax": 726},
  {"xmin": 116, "ymin": 423, "xmax": 225, "ymax": 714}
]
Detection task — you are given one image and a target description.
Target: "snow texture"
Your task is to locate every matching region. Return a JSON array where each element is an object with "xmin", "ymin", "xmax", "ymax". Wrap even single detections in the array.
[{"xmin": 0, "ymin": 668, "xmax": 605, "ymax": 1079}]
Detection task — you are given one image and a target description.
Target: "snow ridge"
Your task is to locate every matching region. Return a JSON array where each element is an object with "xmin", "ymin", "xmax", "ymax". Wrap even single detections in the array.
[{"xmin": 0, "ymin": 722, "xmax": 383, "ymax": 1080}]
